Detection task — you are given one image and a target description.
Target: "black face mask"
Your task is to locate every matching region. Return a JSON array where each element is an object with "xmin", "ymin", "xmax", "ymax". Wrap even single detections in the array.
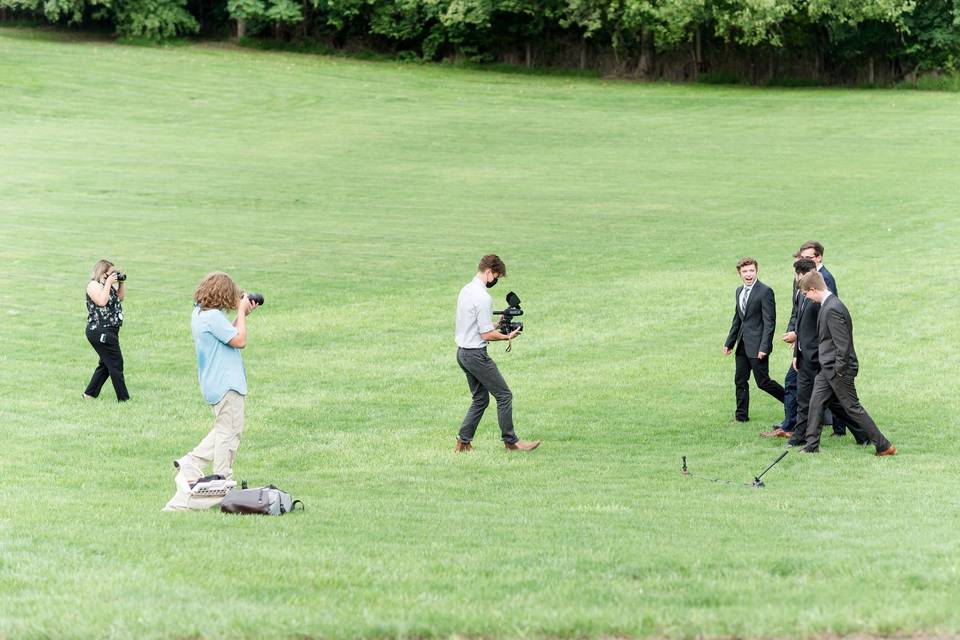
[{"xmin": 486, "ymin": 277, "xmax": 498, "ymax": 288}]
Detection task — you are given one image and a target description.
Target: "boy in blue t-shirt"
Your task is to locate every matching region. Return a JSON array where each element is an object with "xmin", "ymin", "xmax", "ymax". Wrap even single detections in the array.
[{"xmin": 164, "ymin": 272, "xmax": 258, "ymax": 511}]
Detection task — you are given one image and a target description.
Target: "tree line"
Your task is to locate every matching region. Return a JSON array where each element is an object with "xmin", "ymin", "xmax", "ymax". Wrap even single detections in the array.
[{"xmin": 3, "ymin": 0, "xmax": 959, "ymax": 83}]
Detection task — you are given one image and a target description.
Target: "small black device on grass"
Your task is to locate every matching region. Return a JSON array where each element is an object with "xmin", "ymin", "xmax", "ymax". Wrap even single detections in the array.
[{"xmin": 682, "ymin": 450, "xmax": 789, "ymax": 488}]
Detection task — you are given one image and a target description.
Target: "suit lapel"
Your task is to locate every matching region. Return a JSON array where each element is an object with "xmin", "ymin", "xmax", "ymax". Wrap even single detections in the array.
[
  {"xmin": 817, "ymin": 295, "xmax": 833, "ymax": 334},
  {"xmin": 744, "ymin": 282, "xmax": 760, "ymax": 315}
]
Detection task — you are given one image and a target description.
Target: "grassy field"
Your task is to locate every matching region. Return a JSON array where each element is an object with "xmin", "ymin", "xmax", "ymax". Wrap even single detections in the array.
[{"xmin": 2, "ymin": 26, "xmax": 960, "ymax": 639}]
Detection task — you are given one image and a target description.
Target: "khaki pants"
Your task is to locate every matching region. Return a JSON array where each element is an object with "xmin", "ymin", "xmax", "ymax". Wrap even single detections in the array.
[
  {"xmin": 190, "ymin": 390, "xmax": 245, "ymax": 479},
  {"xmin": 163, "ymin": 391, "xmax": 245, "ymax": 512}
]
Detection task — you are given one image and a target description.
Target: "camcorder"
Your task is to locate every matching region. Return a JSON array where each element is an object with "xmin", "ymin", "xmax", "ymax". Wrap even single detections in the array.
[
  {"xmin": 246, "ymin": 292, "xmax": 265, "ymax": 306},
  {"xmin": 494, "ymin": 291, "xmax": 523, "ymax": 335}
]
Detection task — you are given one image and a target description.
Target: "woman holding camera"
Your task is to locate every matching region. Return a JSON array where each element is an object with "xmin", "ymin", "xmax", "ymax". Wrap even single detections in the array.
[{"xmin": 83, "ymin": 259, "xmax": 129, "ymax": 402}]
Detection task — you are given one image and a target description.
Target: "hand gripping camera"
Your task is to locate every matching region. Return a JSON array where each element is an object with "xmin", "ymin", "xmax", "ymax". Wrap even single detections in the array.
[{"xmin": 494, "ymin": 291, "xmax": 523, "ymax": 335}]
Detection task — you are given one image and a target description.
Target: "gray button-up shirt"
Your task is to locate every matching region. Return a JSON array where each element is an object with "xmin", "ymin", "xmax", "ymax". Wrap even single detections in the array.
[{"xmin": 455, "ymin": 276, "xmax": 495, "ymax": 348}]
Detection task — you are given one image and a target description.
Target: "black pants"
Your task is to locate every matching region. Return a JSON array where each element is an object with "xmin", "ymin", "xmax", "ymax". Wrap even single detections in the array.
[
  {"xmin": 85, "ymin": 328, "xmax": 129, "ymax": 401},
  {"xmin": 824, "ymin": 408, "xmax": 851, "ymax": 436},
  {"xmin": 734, "ymin": 342, "xmax": 785, "ymax": 421},
  {"xmin": 456, "ymin": 347, "xmax": 518, "ymax": 444},
  {"xmin": 803, "ymin": 370, "xmax": 890, "ymax": 453},
  {"xmin": 793, "ymin": 352, "xmax": 818, "ymax": 438}
]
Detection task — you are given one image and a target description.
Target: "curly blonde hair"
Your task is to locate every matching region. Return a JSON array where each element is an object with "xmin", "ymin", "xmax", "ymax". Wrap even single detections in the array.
[
  {"xmin": 90, "ymin": 259, "xmax": 114, "ymax": 282},
  {"xmin": 194, "ymin": 272, "xmax": 242, "ymax": 311}
]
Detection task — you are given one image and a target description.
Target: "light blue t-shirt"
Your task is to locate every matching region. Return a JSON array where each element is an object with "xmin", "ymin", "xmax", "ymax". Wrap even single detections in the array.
[{"xmin": 191, "ymin": 306, "xmax": 247, "ymax": 405}]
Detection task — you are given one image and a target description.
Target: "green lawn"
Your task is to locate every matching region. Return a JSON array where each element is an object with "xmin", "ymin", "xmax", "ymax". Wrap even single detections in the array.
[{"xmin": 2, "ymin": 27, "xmax": 960, "ymax": 639}]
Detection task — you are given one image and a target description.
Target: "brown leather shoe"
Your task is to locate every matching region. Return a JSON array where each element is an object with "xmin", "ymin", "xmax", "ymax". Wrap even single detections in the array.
[
  {"xmin": 455, "ymin": 440, "xmax": 474, "ymax": 452},
  {"xmin": 777, "ymin": 430, "xmax": 793, "ymax": 439},
  {"xmin": 760, "ymin": 428, "xmax": 785, "ymax": 438},
  {"xmin": 875, "ymin": 445, "xmax": 896, "ymax": 457},
  {"xmin": 505, "ymin": 440, "xmax": 541, "ymax": 451}
]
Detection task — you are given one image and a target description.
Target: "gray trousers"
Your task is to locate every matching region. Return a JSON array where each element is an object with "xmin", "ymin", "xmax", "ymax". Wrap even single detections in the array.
[
  {"xmin": 457, "ymin": 347, "xmax": 518, "ymax": 444},
  {"xmin": 803, "ymin": 371, "xmax": 891, "ymax": 453}
]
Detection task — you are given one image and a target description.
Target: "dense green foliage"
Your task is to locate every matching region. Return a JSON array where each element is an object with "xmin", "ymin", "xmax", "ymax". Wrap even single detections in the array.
[
  {"xmin": 3, "ymin": 27, "xmax": 960, "ymax": 638},
  {"xmin": 2, "ymin": 0, "xmax": 960, "ymax": 79}
]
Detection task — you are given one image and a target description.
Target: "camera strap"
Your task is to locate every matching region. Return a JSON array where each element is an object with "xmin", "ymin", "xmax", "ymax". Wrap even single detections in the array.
[{"xmin": 505, "ymin": 339, "xmax": 512, "ymax": 353}]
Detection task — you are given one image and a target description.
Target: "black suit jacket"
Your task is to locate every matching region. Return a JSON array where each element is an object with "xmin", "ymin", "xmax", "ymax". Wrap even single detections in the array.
[
  {"xmin": 816, "ymin": 294, "xmax": 859, "ymax": 378},
  {"xmin": 786, "ymin": 280, "xmax": 801, "ymax": 333},
  {"xmin": 792, "ymin": 294, "xmax": 820, "ymax": 362},
  {"xmin": 820, "ymin": 265, "xmax": 838, "ymax": 296},
  {"xmin": 725, "ymin": 281, "xmax": 777, "ymax": 356}
]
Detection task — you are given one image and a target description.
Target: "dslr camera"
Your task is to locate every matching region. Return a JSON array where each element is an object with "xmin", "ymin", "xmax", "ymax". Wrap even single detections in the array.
[
  {"xmin": 114, "ymin": 271, "xmax": 127, "ymax": 282},
  {"xmin": 494, "ymin": 291, "xmax": 523, "ymax": 335}
]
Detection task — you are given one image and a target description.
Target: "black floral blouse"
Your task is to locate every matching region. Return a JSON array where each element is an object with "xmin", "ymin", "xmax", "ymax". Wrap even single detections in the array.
[{"xmin": 86, "ymin": 284, "xmax": 123, "ymax": 332}]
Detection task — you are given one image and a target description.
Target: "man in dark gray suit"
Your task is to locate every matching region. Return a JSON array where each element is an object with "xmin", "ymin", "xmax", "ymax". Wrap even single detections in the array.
[
  {"xmin": 796, "ymin": 271, "xmax": 896, "ymax": 456},
  {"xmin": 724, "ymin": 258, "xmax": 785, "ymax": 422},
  {"xmin": 796, "ymin": 240, "xmax": 849, "ymax": 438}
]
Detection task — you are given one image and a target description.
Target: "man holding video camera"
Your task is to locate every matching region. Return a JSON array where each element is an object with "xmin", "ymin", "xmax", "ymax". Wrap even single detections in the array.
[{"xmin": 454, "ymin": 255, "xmax": 540, "ymax": 452}]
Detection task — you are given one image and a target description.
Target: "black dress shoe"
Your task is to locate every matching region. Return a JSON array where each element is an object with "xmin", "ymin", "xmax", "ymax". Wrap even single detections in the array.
[
  {"xmin": 797, "ymin": 447, "xmax": 819, "ymax": 454},
  {"xmin": 829, "ymin": 432, "xmax": 846, "ymax": 438}
]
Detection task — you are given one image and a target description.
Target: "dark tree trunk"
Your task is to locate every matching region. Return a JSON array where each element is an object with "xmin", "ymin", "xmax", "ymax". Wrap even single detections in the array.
[
  {"xmin": 525, "ymin": 41, "xmax": 532, "ymax": 68},
  {"xmin": 695, "ymin": 27, "xmax": 703, "ymax": 74},
  {"xmin": 579, "ymin": 36, "xmax": 586, "ymax": 70},
  {"xmin": 638, "ymin": 29, "xmax": 654, "ymax": 77},
  {"xmin": 236, "ymin": 18, "xmax": 246, "ymax": 40}
]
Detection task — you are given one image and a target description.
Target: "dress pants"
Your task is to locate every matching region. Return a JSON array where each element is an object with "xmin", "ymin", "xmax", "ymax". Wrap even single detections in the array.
[
  {"xmin": 84, "ymin": 328, "xmax": 130, "ymax": 401},
  {"xmin": 803, "ymin": 371, "xmax": 891, "ymax": 453},
  {"xmin": 734, "ymin": 342, "xmax": 786, "ymax": 421},
  {"xmin": 792, "ymin": 354, "xmax": 865, "ymax": 446},
  {"xmin": 457, "ymin": 347, "xmax": 518, "ymax": 444},
  {"xmin": 779, "ymin": 364, "xmax": 798, "ymax": 430},
  {"xmin": 825, "ymin": 408, "xmax": 851, "ymax": 436}
]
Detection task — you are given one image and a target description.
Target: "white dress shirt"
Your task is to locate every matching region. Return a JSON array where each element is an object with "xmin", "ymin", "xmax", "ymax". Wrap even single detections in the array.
[{"xmin": 455, "ymin": 276, "xmax": 495, "ymax": 348}]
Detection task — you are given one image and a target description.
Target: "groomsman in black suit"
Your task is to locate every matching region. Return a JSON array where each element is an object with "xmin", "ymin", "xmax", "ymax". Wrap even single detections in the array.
[
  {"xmin": 761, "ymin": 254, "xmax": 805, "ymax": 438},
  {"xmin": 795, "ymin": 271, "xmax": 896, "ymax": 456},
  {"xmin": 766, "ymin": 241, "xmax": 840, "ymax": 438},
  {"xmin": 795, "ymin": 240, "xmax": 849, "ymax": 437},
  {"xmin": 723, "ymin": 258, "xmax": 785, "ymax": 422},
  {"xmin": 797, "ymin": 240, "xmax": 837, "ymax": 296},
  {"xmin": 782, "ymin": 259, "xmax": 854, "ymax": 445}
]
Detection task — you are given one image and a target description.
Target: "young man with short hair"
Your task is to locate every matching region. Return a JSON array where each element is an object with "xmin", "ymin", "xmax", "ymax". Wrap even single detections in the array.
[
  {"xmin": 795, "ymin": 271, "xmax": 895, "ymax": 456},
  {"xmin": 796, "ymin": 240, "xmax": 837, "ymax": 295},
  {"xmin": 454, "ymin": 255, "xmax": 540, "ymax": 452},
  {"xmin": 723, "ymin": 258, "xmax": 785, "ymax": 423}
]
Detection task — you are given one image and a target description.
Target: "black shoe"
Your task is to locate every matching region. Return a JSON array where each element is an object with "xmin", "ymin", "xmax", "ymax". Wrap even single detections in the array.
[
  {"xmin": 829, "ymin": 432, "xmax": 846, "ymax": 438},
  {"xmin": 786, "ymin": 439, "xmax": 804, "ymax": 447},
  {"xmin": 797, "ymin": 446, "xmax": 819, "ymax": 454}
]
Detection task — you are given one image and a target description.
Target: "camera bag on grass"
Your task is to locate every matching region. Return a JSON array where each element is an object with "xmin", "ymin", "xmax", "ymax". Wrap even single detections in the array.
[{"xmin": 220, "ymin": 485, "xmax": 303, "ymax": 515}]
